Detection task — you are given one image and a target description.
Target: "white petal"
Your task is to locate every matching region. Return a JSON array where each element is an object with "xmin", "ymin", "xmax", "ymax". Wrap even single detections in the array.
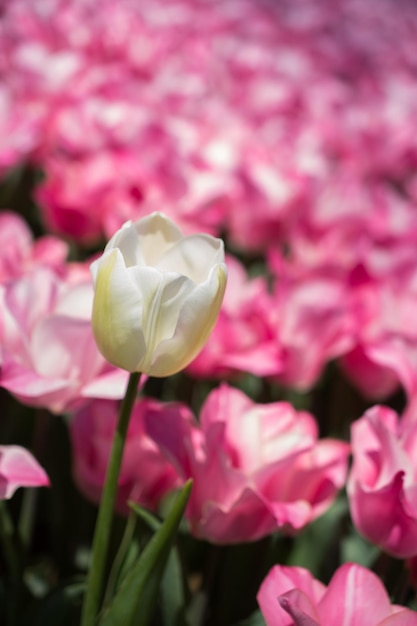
[
  {"xmin": 155, "ymin": 234, "xmax": 225, "ymax": 283},
  {"xmin": 91, "ymin": 249, "xmax": 146, "ymax": 372},
  {"xmin": 135, "ymin": 212, "xmax": 184, "ymax": 266},
  {"xmin": 129, "ymin": 266, "xmax": 195, "ymax": 372},
  {"xmin": 109, "ymin": 220, "xmax": 145, "ymax": 268},
  {"xmin": 150, "ymin": 263, "xmax": 227, "ymax": 376}
]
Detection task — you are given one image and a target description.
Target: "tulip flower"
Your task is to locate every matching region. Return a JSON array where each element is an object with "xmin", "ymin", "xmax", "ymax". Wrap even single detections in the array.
[
  {"xmin": 69, "ymin": 398, "xmax": 182, "ymax": 514},
  {"xmin": 90, "ymin": 212, "xmax": 227, "ymax": 376},
  {"xmin": 257, "ymin": 562, "xmax": 417, "ymax": 626},
  {"xmin": 0, "ymin": 265, "xmax": 128, "ymax": 413},
  {"xmin": 146, "ymin": 384, "xmax": 349, "ymax": 543},
  {"xmin": 347, "ymin": 405, "xmax": 417, "ymax": 558}
]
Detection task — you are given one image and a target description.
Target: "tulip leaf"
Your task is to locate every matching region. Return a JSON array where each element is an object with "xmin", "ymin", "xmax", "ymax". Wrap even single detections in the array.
[
  {"xmin": 128, "ymin": 500, "xmax": 190, "ymax": 626},
  {"xmin": 99, "ymin": 480, "xmax": 192, "ymax": 626},
  {"xmin": 102, "ymin": 516, "xmax": 141, "ymax": 607},
  {"xmin": 234, "ymin": 609, "xmax": 266, "ymax": 626}
]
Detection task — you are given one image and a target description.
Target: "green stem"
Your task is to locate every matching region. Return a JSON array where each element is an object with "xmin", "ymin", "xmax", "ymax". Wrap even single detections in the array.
[{"xmin": 81, "ymin": 371, "xmax": 142, "ymax": 626}]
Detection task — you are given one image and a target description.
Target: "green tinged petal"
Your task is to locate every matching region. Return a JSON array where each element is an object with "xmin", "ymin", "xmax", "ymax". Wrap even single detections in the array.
[{"xmin": 92, "ymin": 249, "xmax": 146, "ymax": 372}]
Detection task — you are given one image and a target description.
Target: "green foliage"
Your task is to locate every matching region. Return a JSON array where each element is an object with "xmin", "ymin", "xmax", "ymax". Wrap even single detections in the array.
[
  {"xmin": 99, "ymin": 481, "xmax": 192, "ymax": 626},
  {"xmin": 234, "ymin": 611, "xmax": 266, "ymax": 626}
]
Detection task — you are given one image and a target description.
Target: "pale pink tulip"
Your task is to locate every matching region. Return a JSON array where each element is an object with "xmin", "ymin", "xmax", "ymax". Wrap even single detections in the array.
[
  {"xmin": 348, "ymin": 405, "xmax": 417, "ymax": 558},
  {"xmin": 70, "ymin": 398, "xmax": 182, "ymax": 513},
  {"xmin": 0, "ymin": 211, "xmax": 68, "ymax": 284},
  {"xmin": 188, "ymin": 254, "xmax": 282, "ymax": 379},
  {"xmin": 147, "ymin": 384, "xmax": 349, "ymax": 544},
  {"xmin": 0, "ymin": 265, "xmax": 128, "ymax": 413},
  {"xmin": 258, "ymin": 562, "xmax": 417, "ymax": 626},
  {"xmin": 340, "ymin": 257, "xmax": 417, "ymax": 402},
  {"xmin": 2, "ymin": 0, "xmax": 416, "ymax": 254},
  {"xmin": 267, "ymin": 257, "xmax": 354, "ymax": 390}
]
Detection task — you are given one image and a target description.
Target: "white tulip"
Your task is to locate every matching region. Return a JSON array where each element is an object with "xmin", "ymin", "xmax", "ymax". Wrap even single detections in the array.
[{"xmin": 90, "ymin": 212, "xmax": 227, "ymax": 377}]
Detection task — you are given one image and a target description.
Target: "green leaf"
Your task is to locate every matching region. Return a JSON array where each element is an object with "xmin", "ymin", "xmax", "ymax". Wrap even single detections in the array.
[
  {"xmin": 234, "ymin": 609, "xmax": 266, "ymax": 626},
  {"xmin": 99, "ymin": 480, "xmax": 192, "ymax": 626},
  {"xmin": 129, "ymin": 501, "xmax": 190, "ymax": 626},
  {"xmin": 102, "ymin": 514, "xmax": 141, "ymax": 607}
]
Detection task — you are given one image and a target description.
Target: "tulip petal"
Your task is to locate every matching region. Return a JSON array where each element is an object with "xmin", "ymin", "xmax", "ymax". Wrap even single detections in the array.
[
  {"xmin": 349, "ymin": 471, "xmax": 417, "ymax": 558},
  {"xmin": 279, "ymin": 589, "xmax": 320, "ymax": 626},
  {"xmin": 31, "ymin": 315, "xmax": 101, "ymax": 380},
  {"xmin": 150, "ymin": 263, "xmax": 227, "ymax": 377},
  {"xmin": 128, "ymin": 267, "xmax": 196, "ymax": 373},
  {"xmin": 104, "ymin": 216, "xmax": 183, "ymax": 269},
  {"xmin": 0, "ymin": 359, "xmax": 75, "ymax": 413},
  {"xmin": 379, "ymin": 611, "xmax": 417, "ymax": 626},
  {"xmin": 81, "ymin": 367, "xmax": 129, "ymax": 399},
  {"xmin": 317, "ymin": 563, "xmax": 392, "ymax": 626},
  {"xmin": 0, "ymin": 445, "xmax": 49, "ymax": 499},
  {"xmin": 134, "ymin": 212, "xmax": 184, "ymax": 265},
  {"xmin": 155, "ymin": 234, "xmax": 225, "ymax": 283},
  {"xmin": 91, "ymin": 248, "xmax": 146, "ymax": 372},
  {"xmin": 257, "ymin": 565, "xmax": 325, "ymax": 626}
]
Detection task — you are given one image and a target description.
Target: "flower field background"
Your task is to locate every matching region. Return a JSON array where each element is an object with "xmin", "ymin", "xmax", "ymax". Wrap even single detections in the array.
[{"xmin": 2, "ymin": 0, "xmax": 417, "ymax": 624}]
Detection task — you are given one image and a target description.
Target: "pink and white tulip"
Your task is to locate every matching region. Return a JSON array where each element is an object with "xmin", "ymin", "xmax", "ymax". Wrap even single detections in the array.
[
  {"xmin": 0, "ymin": 265, "xmax": 128, "ymax": 413},
  {"xmin": 0, "ymin": 211, "xmax": 68, "ymax": 284},
  {"xmin": 188, "ymin": 254, "xmax": 282, "ymax": 379},
  {"xmin": 348, "ymin": 405, "xmax": 417, "ymax": 558},
  {"xmin": 70, "ymin": 398, "xmax": 182, "ymax": 513},
  {"xmin": 257, "ymin": 562, "xmax": 417, "ymax": 626},
  {"xmin": 147, "ymin": 384, "xmax": 349, "ymax": 544}
]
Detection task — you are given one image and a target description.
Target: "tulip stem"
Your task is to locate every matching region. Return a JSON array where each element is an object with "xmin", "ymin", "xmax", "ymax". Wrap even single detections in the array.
[{"xmin": 80, "ymin": 371, "xmax": 142, "ymax": 626}]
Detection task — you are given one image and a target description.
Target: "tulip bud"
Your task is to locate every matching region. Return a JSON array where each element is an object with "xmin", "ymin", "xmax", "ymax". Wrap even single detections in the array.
[{"xmin": 90, "ymin": 212, "xmax": 227, "ymax": 377}]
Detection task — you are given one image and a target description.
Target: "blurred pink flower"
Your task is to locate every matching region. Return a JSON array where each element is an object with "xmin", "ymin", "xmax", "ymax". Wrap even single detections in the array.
[
  {"xmin": 188, "ymin": 254, "xmax": 282, "ymax": 379},
  {"xmin": 0, "ymin": 211, "xmax": 68, "ymax": 284},
  {"xmin": 257, "ymin": 562, "xmax": 417, "ymax": 626},
  {"xmin": 0, "ymin": 265, "xmax": 128, "ymax": 413},
  {"xmin": 35, "ymin": 151, "xmax": 142, "ymax": 245},
  {"xmin": 268, "ymin": 255, "xmax": 354, "ymax": 390},
  {"xmin": 3, "ymin": 0, "xmax": 417, "ymax": 251},
  {"xmin": 0, "ymin": 445, "xmax": 49, "ymax": 499},
  {"xmin": 348, "ymin": 405, "xmax": 417, "ymax": 558},
  {"xmin": 70, "ymin": 398, "xmax": 182, "ymax": 513},
  {"xmin": 340, "ymin": 258, "xmax": 417, "ymax": 403},
  {"xmin": 147, "ymin": 384, "xmax": 349, "ymax": 544}
]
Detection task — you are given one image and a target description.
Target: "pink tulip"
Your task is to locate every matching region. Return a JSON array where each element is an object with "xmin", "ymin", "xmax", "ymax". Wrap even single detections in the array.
[
  {"xmin": 2, "ymin": 0, "xmax": 416, "ymax": 254},
  {"xmin": 348, "ymin": 405, "xmax": 417, "ymax": 558},
  {"xmin": 0, "ymin": 211, "xmax": 68, "ymax": 284},
  {"xmin": 0, "ymin": 265, "xmax": 128, "ymax": 413},
  {"xmin": 257, "ymin": 562, "xmax": 417, "ymax": 626},
  {"xmin": 36, "ymin": 151, "xmax": 149, "ymax": 245},
  {"xmin": 188, "ymin": 254, "xmax": 282, "ymax": 379},
  {"xmin": 0, "ymin": 445, "xmax": 49, "ymax": 499},
  {"xmin": 146, "ymin": 384, "xmax": 349, "ymax": 544},
  {"xmin": 339, "ymin": 257, "xmax": 417, "ymax": 402},
  {"xmin": 70, "ymin": 398, "xmax": 182, "ymax": 513},
  {"xmin": 267, "ymin": 256, "xmax": 354, "ymax": 390}
]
